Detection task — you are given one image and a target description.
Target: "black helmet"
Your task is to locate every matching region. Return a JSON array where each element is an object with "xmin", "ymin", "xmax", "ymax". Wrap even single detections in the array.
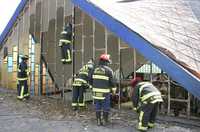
[
  {"xmin": 21, "ymin": 55, "xmax": 29, "ymax": 60},
  {"xmin": 64, "ymin": 23, "xmax": 72, "ymax": 31}
]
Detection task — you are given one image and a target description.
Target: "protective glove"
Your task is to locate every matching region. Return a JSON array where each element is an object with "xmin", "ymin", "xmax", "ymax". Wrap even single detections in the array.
[
  {"xmin": 112, "ymin": 87, "xmax": 117, "ymax": 95},
  {"xmin": 132, "ymin": 107, "xmax": 140, "ymax": 113}
]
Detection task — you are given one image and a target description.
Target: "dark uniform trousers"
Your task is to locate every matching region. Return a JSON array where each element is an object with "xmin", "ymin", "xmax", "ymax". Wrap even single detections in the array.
[
  {"xmin": 72, "ymin": 85, "xmax": 86, "ymax": 107},
  {"xmin": 138, "ymin": 102, "xmax": 158, "ymax": 130},
  {"xmin": 95, "ymin": 93, "xmax": 111, "ymax": 112},
  {"xmin": 132, "ymin": 82, "xmax": 163, "ymax": 131},
  {"xmin": 60, "ymin": 43, "xmax": 72, "ymax": 64},
  {"xmin": 94, "ymin": 93, "xmax": 110, "ymax": 126},
  {"xmin": 17, "ymin": 79, "xmax": 29, "ymax": 99},
  {"xmin": 17, "ymin": 60, "xmax": 29, "ymax": 100}
]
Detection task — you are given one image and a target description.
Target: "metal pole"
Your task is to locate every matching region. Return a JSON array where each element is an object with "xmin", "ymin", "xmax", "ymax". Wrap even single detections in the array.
[
  {"xmin": 187, "ymin": 93, "xmax": 191, "ymax": 118},
  {"xmin": 133, "ymin": 48, "xmax": 136, "ymax": 78},
  {"xmin": 67, "ymin": 3, "xmax": 76, "ymax": 103},
  {"xmin": 118, "ymin": 39, "xmax": 121, "ymax": 110},
  {"xmin": 150, "ymin": 62, "xmax": 153, "ymax": 82},
  {"xmin": 72, "ymin": 5, "xmax": 75, "ymax": 84},
  {"xmin": 167, "ymin": 75, "xmax": 171, "ymax": 115},
  {"xmin": 55, "ymin": 0, "xmax": 58, "ymax": 95},
  {"xmin": 92, "ymin": 19, "xmax": 95, "ymax": 60},
  {"xmin": 17, "ymin": 18, "xmax": 21, "ymax": 69},
  {"xmin": 39, "ymin": 33, "xmax": 43, "ymax": 96}
]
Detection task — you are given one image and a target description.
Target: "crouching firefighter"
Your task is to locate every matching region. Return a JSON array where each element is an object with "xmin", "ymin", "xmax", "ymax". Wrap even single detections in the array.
[
  {"xmin": 72, "ymin": 59, "xmax": 95, "ymax": 110},
  {"xmin": 59, "ymin": 23, "xmax": 72, "ymax": 64},
  {"xmin": 92, "ymin": 54, "xmax": 116, "ymax": 126},
  {"xmin": 17, "ymin": 55, "xmax": 29, "ymax": 100},
  {"xmin": 131, "ymin": 77, "xmax": 163, "ymax": 131}
]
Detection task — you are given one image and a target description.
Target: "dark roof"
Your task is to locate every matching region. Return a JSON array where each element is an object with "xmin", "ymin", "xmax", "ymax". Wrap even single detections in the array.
[
  {"xmin": 72, "ymin": 0, "xmax": 200, "ymax": 99},
  {"xmin": 0, "ymin": 0, "xmax": 28, "ymax": 45}
]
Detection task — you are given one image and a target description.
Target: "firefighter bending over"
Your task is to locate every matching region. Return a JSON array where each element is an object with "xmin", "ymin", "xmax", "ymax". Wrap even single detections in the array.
[
  {"xmin": 72, "ymin": 59, "xmax": 95, "ymax": 110},
  {"xmin": 131, "ymin": 77, "xmax": 163, "ymax": 132},
  {"xmin": 17, "ymin": 55, "xmax": 29, "ymax": 100},
  {"xmin": 59, "ymin": 23, "xmax": 72, "ymax": 64},
  {"xmin": 92, "ymin": 54, "xmax": 116, "ymax": 126}
]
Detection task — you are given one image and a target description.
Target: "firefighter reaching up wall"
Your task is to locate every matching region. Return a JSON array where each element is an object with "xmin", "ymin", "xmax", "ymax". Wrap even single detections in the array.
[
  {"xmin": 59, "ymin": 23, "xmax": 72, "ymax": 64},
  {"xmin": 17, "ymin": 55, "xmax": 29, "ymax": 100},
  {"xmin": 72, "ymin": 59, "xmax": 95, "ymax": 111},
  {"xmin": 131, "ymin": 77, "xmax": 163, "ymax": 132}
]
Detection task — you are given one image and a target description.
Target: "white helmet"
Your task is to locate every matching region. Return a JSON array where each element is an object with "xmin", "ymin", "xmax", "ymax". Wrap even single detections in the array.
[
  {"xmin": 87, "ymin": 59, "xmax": 94, "ymax": 65},
  {"xmin": 87, "ymin": 59, "xmax": 94, "ymax": 69}
]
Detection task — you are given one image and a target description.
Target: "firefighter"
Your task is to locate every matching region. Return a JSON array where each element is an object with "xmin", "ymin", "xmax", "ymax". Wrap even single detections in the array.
[
  {"xmin": 92, "ymin": 54, "xmax": 116, "ymax": 126},
  {"xmin": 131, "ymin": 77, "xmax": 163, "ymax": 131},
  {"xmin": 17, "ymin": 55, "xmax": 29, "ymax": 100},
  {"xmin": 59, "ymin": 23, "xmax": 72, "ymax": 64},
  {"xmin": 72, "ymin": 59, "xmax": 95, "ymax": 110}
]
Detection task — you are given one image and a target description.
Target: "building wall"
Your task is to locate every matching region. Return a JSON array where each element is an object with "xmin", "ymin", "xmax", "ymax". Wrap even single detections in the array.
[
  {"xmin": 0, "ymin": 0, "xmax": 74, "ymax": 95},
  {"xmin": 74, "ymin": 7, "xmax": 147, "ymax": 78},
  {"xmin": 0, "ymin": 0, "xmax": 146, "ymax": 95},
  {"xmin": 28, "ymin": 0, "xmax": 73, "ymax": 94}
]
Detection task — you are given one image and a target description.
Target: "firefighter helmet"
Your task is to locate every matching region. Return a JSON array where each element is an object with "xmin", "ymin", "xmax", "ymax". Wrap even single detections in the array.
[
  {"xmin": 87, "ymin": 59, "xmax": 94, "ymax": 65},
  {"xmin": 87, "ymin": 59, "xmax": 94, "ymax": 70},
  {"xmin": 21, "ymin": 55, "xmax": 29, "ymax": 60},
  {"xmin": 64, "ymin": 23, "xmax": 72, "ymax": 32},
  {"xmin": 99, "ymin": 54, "xmax": 111, "ymax": 62}
]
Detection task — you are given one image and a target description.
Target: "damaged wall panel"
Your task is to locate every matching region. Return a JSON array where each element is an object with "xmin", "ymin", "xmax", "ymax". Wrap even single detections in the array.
[{"xmin": 55, "ymin": 0, "xmax": 65, "ymax": 89}]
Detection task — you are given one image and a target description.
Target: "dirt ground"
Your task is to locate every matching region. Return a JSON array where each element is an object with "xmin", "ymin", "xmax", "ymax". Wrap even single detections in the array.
[{"xmin": 0, "ymin": 88, "xmax": 199, "ymax": 132}]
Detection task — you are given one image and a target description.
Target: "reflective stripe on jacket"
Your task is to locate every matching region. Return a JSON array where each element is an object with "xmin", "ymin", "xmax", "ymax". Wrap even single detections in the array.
[
  {"xmin": 73, "ymin": 64, "xmax": 94, "ymax": 87},
  {"xmin": 17, "ymin": 61, "xmax": 28, "ymax": 80},
  {"xmin": 78, "ymin": 65, "xmax": 91, "ymax": 82},
  {"xmin": 92, "ymin": 65, "xmax": 115, "ymax": 100},
  {"xmin": 132, "ymin": 82, "xmax": 163, "ymax": 109},
  {"xmin": 59, "ymin": 25, "xmax": 72, "ymax": 46},
  {"xmin": 79, "ymin": 64, "xmax": 94, "ymax": 84}
]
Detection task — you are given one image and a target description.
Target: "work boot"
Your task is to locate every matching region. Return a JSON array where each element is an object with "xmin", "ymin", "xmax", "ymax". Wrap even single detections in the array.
[
  {"xmin": 78, "ymin": 104, "xmax": 86, "ymax": 111},
  {"xmin": 24, "ymin": 95, "xmax": 30, "ymax": 100},
  {"xmin": 138, "ymin": 130, "xmax": 147, "ymax": 132},
  {"xmin": 72, "ymin": 106, "xmax": 78, "ymax": 111},
  {"xmin": 148, "ymin": 122, "xmax": 155, "ymax": 129},
  {"xmin": 96, "ymin": 112, "xmax": 102, "ymax": 126},
  {"xmin": 138, "ymin": 125, "xmax": 148, "ymax": 132},
  {"xmin": 22, "ymin": 98, "xmax": 27, "ymax": 101},
  {"xmin": 103, "ymin": 112, "xmax": 109, "ymax": 126}
]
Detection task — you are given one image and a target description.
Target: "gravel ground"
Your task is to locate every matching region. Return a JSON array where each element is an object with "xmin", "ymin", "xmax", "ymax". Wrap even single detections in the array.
[{"xmin": 0, "ymin": 88, "xmax": 199, "ymax": 132}]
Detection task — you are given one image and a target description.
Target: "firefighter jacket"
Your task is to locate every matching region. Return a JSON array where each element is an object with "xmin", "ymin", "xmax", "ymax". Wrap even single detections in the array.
[
  {"xmin": 132, "ymin": 82, "xmax": 163, "ymax": 110},
  {"xmin": 59, "ymin": 24, "xmax": 72, "ymax": 46},
  {"xmin": 17, "ymin": 61, "xmax": 28, "ymax": 81},
  {"xmin": 73, "ymin": 63, "xmax": 94, "ymax": 87},
  {"xmin": 92, "ymin": 63, "xmax": 115, "ymax": 100},
  {"xmin": 59, "ymin": 24, "xmax": 72, "ymax": 63}
]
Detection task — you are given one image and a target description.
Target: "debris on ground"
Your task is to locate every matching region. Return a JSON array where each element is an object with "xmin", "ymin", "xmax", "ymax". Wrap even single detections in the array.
[{"xmin": 0, "ymin": 88, "xmax": 199, "ymax": 132}]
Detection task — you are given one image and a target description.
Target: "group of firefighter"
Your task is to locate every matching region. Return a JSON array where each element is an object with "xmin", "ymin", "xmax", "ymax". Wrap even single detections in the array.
[
  {"xmin": 71, "ymin": 53, "xmax": 163, "ymax": 131},
  {"xmin": 17, "ymin": 24, "xmax": 163, "ymax": 132}
]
